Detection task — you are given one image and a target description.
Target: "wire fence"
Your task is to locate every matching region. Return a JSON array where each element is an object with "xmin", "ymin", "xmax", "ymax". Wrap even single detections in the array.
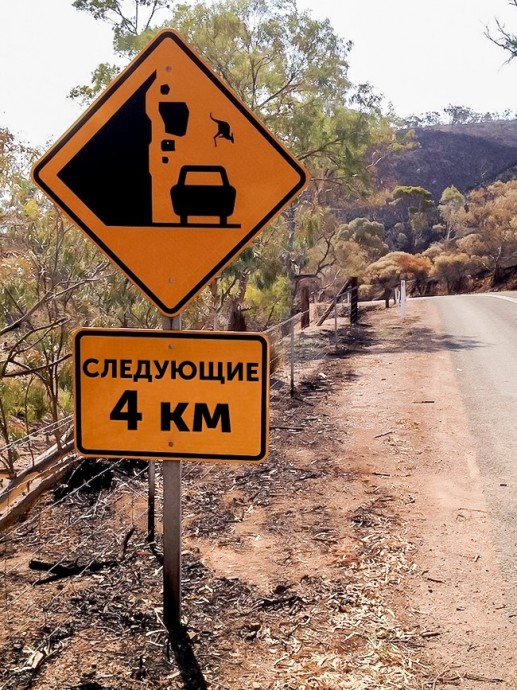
[
  {"xmin": 0, "ymin": 416, "xmax": 73, "ymax": 457},
  {"xmin": 0, "ymin": 301, "xmax": 357, "ymax": 687},
  {"xmin": 267, "ymin": 310, "xmax": 332, "ymax": 400}
]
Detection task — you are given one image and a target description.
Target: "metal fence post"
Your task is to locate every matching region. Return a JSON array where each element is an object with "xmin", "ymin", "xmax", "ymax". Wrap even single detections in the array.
[
  {"xmin": 350, "ymin": 277, "xmax": 359, "ymax": 325},
  {"xmin": 400, "ymin": 279, "xmax": 406, "ymax": 319},
  {"xmin": 334, "ymin": 300, "xmax": 338, "ymax": 348},
  {"xmin": 147, "ymin": 461, "xmax": 155, "ymax": 544},
  {"xmin": 290, "ymin": 318, "xmax": 295, "ymax": 398}
]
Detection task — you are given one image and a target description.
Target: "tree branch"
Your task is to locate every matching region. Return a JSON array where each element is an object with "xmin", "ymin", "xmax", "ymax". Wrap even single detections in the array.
[
  {"xmin": 257, "ymin": 75, "xmax": 300, "ymax": 110},
  {"xmin": 2, "ymin": 353, "xmax": 72, "ymax": 379},
  {"xmin": 0, "ymin": 287, "xmax": 58, "ymax": 337}
]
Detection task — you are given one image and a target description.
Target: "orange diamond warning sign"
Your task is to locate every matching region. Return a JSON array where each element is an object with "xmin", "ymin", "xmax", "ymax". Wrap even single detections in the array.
[{"xmin": 32, "ymin": 30, "xmax": 309, "ymax": 316}]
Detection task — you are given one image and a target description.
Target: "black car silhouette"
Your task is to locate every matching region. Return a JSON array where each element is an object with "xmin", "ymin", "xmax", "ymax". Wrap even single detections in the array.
[{"xmin": 171, "ymin": 165, "xmax": 236, "ymax": 226}]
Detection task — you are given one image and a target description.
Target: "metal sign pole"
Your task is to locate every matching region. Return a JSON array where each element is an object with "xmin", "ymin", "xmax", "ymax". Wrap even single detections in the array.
[{"xmin": 162, "ymin": 315, "xmax": 182, "ymax": 631}]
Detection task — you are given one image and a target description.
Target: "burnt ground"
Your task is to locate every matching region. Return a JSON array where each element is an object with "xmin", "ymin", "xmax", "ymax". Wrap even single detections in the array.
[{"xmin": 1, "ymin": 302, "xmax": 515, "ymax": 689}]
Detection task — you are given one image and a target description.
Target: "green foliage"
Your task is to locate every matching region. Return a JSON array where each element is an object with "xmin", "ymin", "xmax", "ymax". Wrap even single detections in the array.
[
  {"xmin": 392, "ymin": 185, "xmax": 434, "ymax": 209},
  {"xmin": 246, "ymin": 275, "xmax": 291, "ymax": 326},
  {"xmin": 69, "ymin": 0, "xmax": 170, "ymax": 98},
  {"xmin": 455, "ymin": 181, "xmax": 517, "ymax": 282},
  {"xmin": 92, "ymin": 271, "xmax": 159, "ymax": 328},
  {"xmin": 0, "ymin": 130, "xmax": 166, "ymax": 468},
  {"xmin": 438, "ymin": 185, "xmax": 465, "ymax": 240},
  {"xmin": 297, "ymin": 207, "xmax": 339, "ymax": 274},
  {"xmin": 388, "ymin": 186, "xmax": 438, "ymax": 252},
  {"xmin": 72, "ymin": 0, "xmax": 169, "ymax": 43},
  {"xmin": 168, "ymin": 0, "xmax": 351, "ymax": 110},
  {"xmin": 403, "ymin": 111, "xmax": 442, "ymax": 128},
  {"xmin": 334, "ymin": 240, "xmax": 368, "ymax": 279},
  {"xmin": 443, "ymin": 104, "xmax": 477, "ymax": 125},
  {"xmin": 0, "ymin": 379, "xmax": 46, "ymax": 427},
  {"xmin": 416, "ymin": 179, "xmax": 517, "ymax": 291},
  {"xmin": 69, "ymin": 63, "xmax": 121, "ymax": 105},
  {"xmin": 338, "ymin": 217, "xmax": 388, "ymax": 264},
  {"xmin": 68, "ymin": 0, "xmax": 401, "ymax": 320}
]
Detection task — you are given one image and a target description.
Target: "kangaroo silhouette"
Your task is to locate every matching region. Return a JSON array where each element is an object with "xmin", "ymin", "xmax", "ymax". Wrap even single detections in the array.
[{"xmin": 210, "ymin": 113, "xmax": 234, "ymax": 146}]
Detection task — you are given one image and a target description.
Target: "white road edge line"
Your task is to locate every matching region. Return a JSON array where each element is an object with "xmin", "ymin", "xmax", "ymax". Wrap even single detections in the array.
[{"xmin": 480, "ymin": 294, "xmax": 517, "ymax": 305}]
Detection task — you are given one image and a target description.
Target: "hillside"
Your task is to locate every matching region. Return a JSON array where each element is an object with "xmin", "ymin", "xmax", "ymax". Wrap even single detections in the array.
[{"xmin": 375, "ymin": 119, "xmax": 517, "ymax": 200}]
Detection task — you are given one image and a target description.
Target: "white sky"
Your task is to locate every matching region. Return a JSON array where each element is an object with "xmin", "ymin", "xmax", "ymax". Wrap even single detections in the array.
[{"xmin": 1, "ymin": 0, "xmax": 517, "ymax": 148}]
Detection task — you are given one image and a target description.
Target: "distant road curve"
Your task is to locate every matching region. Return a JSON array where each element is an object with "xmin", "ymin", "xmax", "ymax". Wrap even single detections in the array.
[{"xmin": 433, "ymin": 291, "xmax": 517, "ymax": 605}]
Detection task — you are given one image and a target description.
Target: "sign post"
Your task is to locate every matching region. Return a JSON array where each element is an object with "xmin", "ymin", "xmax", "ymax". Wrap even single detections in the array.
[
  {"xmin": 163, "ymin": 458, "xmax": 182, "ymax": 628},
  {"xmin": 34, "ymin": 29, "xmax": 309, "ymax": 633},
  {"xmin": 163, "ymin": 315, "xmax": 182, "ymax": 629},
  {"xmin": 73, "ymin": 326, "xmax": 270, "ymax": 629}
]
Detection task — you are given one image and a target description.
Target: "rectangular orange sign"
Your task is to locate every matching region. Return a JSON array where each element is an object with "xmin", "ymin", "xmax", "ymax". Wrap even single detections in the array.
[{"xmin": 74, "ymin": 329, "xmax": 269, "ymax": 462}]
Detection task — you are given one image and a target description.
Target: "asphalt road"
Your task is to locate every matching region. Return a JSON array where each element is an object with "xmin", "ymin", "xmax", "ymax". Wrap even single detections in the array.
[{"xmin": 435, "ymin": 292, "xmax": 517, "ymax": 605}]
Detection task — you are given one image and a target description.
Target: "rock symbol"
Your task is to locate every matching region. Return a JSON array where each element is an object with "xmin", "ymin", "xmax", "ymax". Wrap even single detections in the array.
[{"xmin": 210, "ymin": 113, "xmax": 234, "ymax": 146}]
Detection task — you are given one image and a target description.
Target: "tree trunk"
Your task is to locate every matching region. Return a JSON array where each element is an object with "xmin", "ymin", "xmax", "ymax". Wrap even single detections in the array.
[
  {"xmin": 228, "ymin": 302, "xmax": 247, "ymax": 331},
  {"xmin": 284, "ymin": 205, "xmax": 297, "ymax": 283},
  {"xmin": 492, "ymin": 262, "xmax": 502, "ymax": 287},
  {"xmin": 384, "ymin": 287, "xmax": 391, "ymax": 308},
  {"xmin": 300, "ymin": 285, "xmax": 310, "ymax": 329}
]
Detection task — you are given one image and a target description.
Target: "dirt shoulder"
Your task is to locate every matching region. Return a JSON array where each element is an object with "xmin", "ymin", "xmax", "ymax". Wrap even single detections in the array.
[
  {"xmin": 341, "ymin": 300, "xmax": 517, "ymax": 689},
  {"xmin": 1, "ymin": 301, "xmax": 516, "ymax": 689}
]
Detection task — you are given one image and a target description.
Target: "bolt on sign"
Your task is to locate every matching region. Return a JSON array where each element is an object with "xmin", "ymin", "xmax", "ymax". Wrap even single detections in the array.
[
  {"xmin": 74, "ymin": 329, "xmax": 269, "ymax": 462},
  {"xmin": 32, "ymin": 30, "xmax": 309, "ymax": 316}
]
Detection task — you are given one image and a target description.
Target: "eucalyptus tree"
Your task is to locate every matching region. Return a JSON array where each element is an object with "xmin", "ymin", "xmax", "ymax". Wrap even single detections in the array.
[
  {"xmin": 337, "ymin": 217, "xmax": 388, "ymax": 264},
  {"xmin": 430, "ymin": 252, "xmax": 473, "ymax": 294},
  {"xmin": 486, "ymin": 1, "xmax": 517, "ymax": 60},
  {"xmin": 70, "ymin": 0, "xmax": 171, "ymax": 103},
  {"xmin": 0, "ymin": 128, "xmax": 146, "ymax": 474},
  {"xmin": 456, "ymin": 180, "xmax": 517, "ymax": 285},
  {"xmin": 388, "ymin": 185, "xmax": 437, "ymax": 253},
  {"xmin": 438, "ymin": 185, "xmax": 465, "ymax": 241},
  {"xmin": 71, "ymin": 0, "xmax": 395, "ymax": 324},
  {"xmin": 0, "ymin": 138, "xmax": 107, "ymax": 473}
]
